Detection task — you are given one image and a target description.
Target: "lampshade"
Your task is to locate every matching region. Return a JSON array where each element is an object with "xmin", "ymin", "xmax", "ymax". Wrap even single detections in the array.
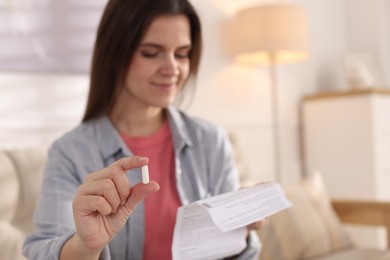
[{"xmin": 230, "ymin": 4, "xmax": 309, "ymax": 65}]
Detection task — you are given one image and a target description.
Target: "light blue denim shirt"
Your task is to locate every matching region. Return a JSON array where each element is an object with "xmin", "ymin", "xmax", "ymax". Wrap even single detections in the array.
[{"xmin": 23, "ymin": 106, "xmax": 260, "ymax": 260}]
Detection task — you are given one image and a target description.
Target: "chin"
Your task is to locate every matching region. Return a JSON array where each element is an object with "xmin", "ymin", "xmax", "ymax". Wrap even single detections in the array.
[
  {"xmin": 152, "ymin": 100, "xmax": 174, "ymax": 108},
  {"xmin": 158, "ymin": 104, "xmax": 170, "ymax": 109},
  {"xmin": 159, "ymin": 96, "xmax": 176, "ymax": 107}
]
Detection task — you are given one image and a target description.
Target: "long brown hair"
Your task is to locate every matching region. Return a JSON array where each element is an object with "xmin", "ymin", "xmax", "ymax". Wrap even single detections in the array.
[{"xmin": 82, "ymin": 0, "xmax": 202, "ymax": 122}]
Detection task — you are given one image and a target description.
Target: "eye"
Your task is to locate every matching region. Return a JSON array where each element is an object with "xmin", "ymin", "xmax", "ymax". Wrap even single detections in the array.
[
  {"xmin": 175, "ymin": 51, "xmax": 190, "ymax": 59},
  {"xmin": 141, "ymin": 51, "xmax": 159, "ymax": 58}
]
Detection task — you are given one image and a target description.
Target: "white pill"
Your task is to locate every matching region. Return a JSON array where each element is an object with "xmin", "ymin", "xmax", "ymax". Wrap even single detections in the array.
[{"xmin": 141, "ymin": 165, "xmax": 149, "ymax": 184}]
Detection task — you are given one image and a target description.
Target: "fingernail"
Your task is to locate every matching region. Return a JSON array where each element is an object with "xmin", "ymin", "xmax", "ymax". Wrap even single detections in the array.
[{"xmin": 137, "ymin": 157, "xmax": 147, "ymax": 162}]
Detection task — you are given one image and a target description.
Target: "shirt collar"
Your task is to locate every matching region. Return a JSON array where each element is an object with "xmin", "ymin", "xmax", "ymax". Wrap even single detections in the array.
[
  {"xmin": 167, "ymin": 106, "xmax": 193, "ymax": 149},
  {"xmin": 93, "ymin": 116, "xmax": 132, "ymax": 160},
  {"xmin": 92, "ymin": 106, "xmax": 192, "ymax": 160}
]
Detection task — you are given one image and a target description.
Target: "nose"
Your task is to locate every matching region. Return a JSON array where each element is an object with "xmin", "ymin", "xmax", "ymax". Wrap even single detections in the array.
[{"xmin": 160, "ymin": 54, "xmax": 179, "ymax": 76}]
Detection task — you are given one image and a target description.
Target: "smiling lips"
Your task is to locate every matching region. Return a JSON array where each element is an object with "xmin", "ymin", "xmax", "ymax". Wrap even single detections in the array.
[{"xmin": 152, "ymin": 82, "xmax": 176, "ymax": 89}]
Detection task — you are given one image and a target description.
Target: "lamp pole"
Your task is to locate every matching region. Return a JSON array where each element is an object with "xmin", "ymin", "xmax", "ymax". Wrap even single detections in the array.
[
  {"xmin": 268, "ymin": 53, "xmax": 282, "ymax": 183},
  {"xmin": 231, "ymin": 4, "xmax": 309, "ymax": 183}
]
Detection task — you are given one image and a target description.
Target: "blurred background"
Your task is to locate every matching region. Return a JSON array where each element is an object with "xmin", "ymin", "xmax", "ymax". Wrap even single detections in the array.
[
  {"xmin": 2, "ymin": 0, "xmax": 389, "ymax": 183},
  {"xmin": 1, "ymin": 0, "xmax": 390, "ymax": 252}
]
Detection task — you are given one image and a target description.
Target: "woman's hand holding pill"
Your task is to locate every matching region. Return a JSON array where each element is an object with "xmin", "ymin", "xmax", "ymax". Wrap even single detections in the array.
[{"xmin": 66, "ymin": 156, "xmax": 159, "ymax": 257}]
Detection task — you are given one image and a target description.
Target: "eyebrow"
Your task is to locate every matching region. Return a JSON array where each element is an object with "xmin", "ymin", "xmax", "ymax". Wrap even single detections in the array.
[{"xmin": 139, "ymin": 43, "xmax": 192, "ymax": 50}]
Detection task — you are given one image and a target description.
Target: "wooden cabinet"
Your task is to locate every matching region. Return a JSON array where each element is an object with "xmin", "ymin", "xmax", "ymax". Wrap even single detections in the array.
[{"xmin": 302, "ymin": 88, "xmax": 390, "ymax": 249}]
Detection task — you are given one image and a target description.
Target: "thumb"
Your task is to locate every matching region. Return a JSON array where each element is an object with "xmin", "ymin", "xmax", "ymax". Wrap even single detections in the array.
[{"xmin": 124, "ymin": 181, "xmax": 160, "ymax": 212}]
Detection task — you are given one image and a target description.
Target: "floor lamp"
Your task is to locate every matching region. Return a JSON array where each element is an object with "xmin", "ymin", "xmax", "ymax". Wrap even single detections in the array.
[{"xmin": 230, "ymin": 4, "xmax": 309, "ymax": 182}]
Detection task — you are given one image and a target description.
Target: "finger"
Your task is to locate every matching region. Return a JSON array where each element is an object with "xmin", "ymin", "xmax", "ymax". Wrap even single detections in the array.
[
  {"xmin": 77, "ymin": 179, "xmax": 121, "ymax": 213},
  {"xmin": 82, "ymin": 156, "xmax": 148, "ymax": 208},
  {"xmin": 111, "ymin": 171, "xmax": 131, "ymax": 205},
  {"xmin": 247, "ymin": 218, "xmax": 269, "ymax": 231},
  {"xmin": 115, "ymin": 156, "xmax": 149, "ymax": 172},
  {"xmin": 100, "ymin": 164, "xmax": 132, "ymax": 206},
  {"xmin": 123, "ymin": 181, "xmax": 160, "ymax": 214},
  {"xmin": 105, "ymin": 157, "xmax": 147, "ymax": 204},
  {"xmin": 85, "ymin": 156, "xmax": 149, "ymax": 182},
  {"xmin": 74, "ymin": 195, "xmax": 112, "ymax": 216},
  {"xmin": 248, "ymin": 219, "xmax": 268, "ymax": 230}
]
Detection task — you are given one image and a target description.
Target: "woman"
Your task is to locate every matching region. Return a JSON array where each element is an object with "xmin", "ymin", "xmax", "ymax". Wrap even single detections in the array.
[{"xmin": 23, "ymin": 0, "xmax": 263, "ymax": 259}]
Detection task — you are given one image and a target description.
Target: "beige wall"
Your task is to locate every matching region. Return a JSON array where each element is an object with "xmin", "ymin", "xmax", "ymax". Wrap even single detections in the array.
[{"xmin": 187, "ymin": 0, "xmax": 348, "ymax": 184}]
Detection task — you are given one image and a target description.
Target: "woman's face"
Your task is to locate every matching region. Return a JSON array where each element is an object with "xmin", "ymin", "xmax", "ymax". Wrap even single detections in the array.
[{"xmin": 123, "ymin": 15, "xmax": 191, "ymax": 109}]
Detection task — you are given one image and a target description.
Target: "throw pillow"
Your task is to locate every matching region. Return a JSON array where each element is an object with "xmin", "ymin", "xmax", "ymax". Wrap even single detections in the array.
[{"xmin": 257, "ymin": 171, "xmax": 353, "ymax": 260}]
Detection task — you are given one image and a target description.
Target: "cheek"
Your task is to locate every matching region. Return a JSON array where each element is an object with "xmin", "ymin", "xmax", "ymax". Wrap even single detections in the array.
[
  {"xmin": 127, "ymin": 57, "xmax": 154, "ymax": 80},
  {"xmin": 180, "ymin": 63, "xmax": 190, "ymax": 81}
]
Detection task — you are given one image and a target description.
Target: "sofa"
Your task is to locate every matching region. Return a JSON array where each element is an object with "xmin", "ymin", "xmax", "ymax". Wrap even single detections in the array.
[
  {"xmin": 257, "ymin": 171, "xmax": 390, "ymax": 260},
  {"xmin": 0, "ymin": 149, "xmax": 47, "ymax": 260},
  {"xmin": 2, "ymin": 147, "xmax": 390, "ymax": 260}
]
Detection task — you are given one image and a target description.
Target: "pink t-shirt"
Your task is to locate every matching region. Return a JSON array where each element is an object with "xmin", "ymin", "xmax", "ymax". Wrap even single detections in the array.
[{"xmin": 121, "ymin": 122, "xmax": 181, "ymax": 260}]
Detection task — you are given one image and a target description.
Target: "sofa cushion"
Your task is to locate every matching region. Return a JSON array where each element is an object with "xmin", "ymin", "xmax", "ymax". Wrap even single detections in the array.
[
  {"xmin": 0, "ymin": 222, "xmax": 25, "ymax": 260},
  {"xmin": 258, "ymin": 171, "xmax": 353, "ymax": 260},
  {"xmin": 228, "ymin": 133, "xmax": 254, "ymax": 187},
  {"xmin": 6, "ymin": 149, "xmax": 47, "ymax": 233},
  {"xmin": 311, "ymin": 248, "xmax": 390, "ymax": 260},
  {"xmin": 0, "ymin": 152, "xmax": 19, "ymax": 221}
]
